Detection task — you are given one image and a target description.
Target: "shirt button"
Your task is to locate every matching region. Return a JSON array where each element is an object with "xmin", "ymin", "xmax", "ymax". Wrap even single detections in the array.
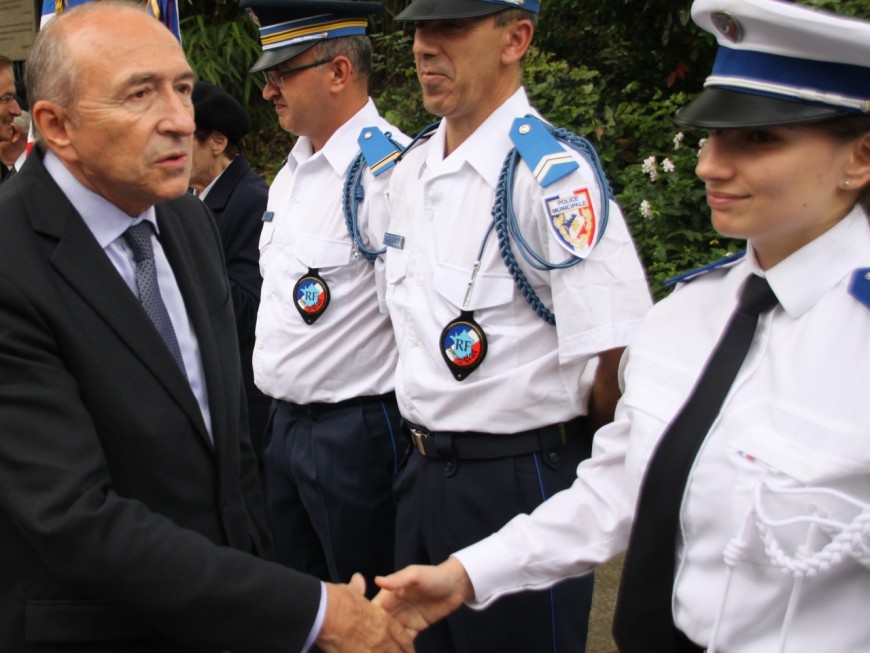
[
  {"xmin": 407, "ymin": 401, "xmax": 416, "ymax": 411},
  {"xmin": 425, "ymin": 211, "xmax": 434, "ymax": 221},
  {"xmin": 411, "ymin": 338, "xmax": 420, "ymax": 347}
]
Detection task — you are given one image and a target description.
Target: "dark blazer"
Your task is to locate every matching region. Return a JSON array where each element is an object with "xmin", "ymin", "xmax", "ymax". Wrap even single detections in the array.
[
  {"xmin": 0, "ymin": 150, "xmax": 320, "ymax": 652},
  {"xmin": 201, "ymin": 155, "xmax": 271, "ymax": 452}
]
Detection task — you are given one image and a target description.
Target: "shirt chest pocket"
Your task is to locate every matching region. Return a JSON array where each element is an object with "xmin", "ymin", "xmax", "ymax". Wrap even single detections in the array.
[
  {"xmin": 432, "ymin": 264, "xmax": 519, "ymax": 376},
  {"xmin": 291, "ymin": 234, "xmax": 354, "ymax": 280},
  {"xmin": 432, "ymin": 263, "xmax": 515, "ymax": 313},
  {"xmin": 724, "ymin": 415, "xmax": 870, "ymax": 569}
]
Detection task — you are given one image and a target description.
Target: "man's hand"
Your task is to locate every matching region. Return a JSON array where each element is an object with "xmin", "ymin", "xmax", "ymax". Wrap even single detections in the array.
[
  {"xmin": 316, "ymin": 574, "xmax": 415, "ymax": 652},
  {"xmin": 373, "ymin": 557, "xmax": 474, "ymax": 633}
]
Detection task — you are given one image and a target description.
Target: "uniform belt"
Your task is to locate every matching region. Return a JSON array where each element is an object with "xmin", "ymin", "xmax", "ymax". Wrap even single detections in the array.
[{"xmin": 402, "ymin": 417, "xmax": 583, "ymax": 461}]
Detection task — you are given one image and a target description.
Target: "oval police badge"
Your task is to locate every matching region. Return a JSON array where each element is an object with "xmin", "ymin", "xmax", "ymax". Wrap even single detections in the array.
[
  {"xmin": 440, "ymin": 312, "xmax": 488, "ymax": 381},
  {"xmin": 293, "ymin": 269, "xmax": 331, "ymax": 325}
]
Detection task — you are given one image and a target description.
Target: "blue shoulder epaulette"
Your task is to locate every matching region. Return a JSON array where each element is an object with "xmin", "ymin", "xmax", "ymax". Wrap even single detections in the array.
[
  {"xmin": 848, "ymin": 268, "xmax": 870, "ymax": 310},
  {"xmin": 357, "ymin": 126, "xmax": 402, "ymax": 177},
  {"xmin": 509, "ymin": 116, "xmax": 578, "ymax": 188},
  {"xmin": 664, "ymin": 250, "xmax": 747, "ymax": 287}
]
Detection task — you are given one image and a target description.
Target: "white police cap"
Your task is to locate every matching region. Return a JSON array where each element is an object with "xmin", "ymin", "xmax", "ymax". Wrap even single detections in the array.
[{"xmin": 675, "ymin": 0, "xmax": 870, "ymax": 128}]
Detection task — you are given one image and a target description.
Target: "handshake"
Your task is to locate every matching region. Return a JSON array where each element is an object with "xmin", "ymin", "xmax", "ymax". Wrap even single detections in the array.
[{"xmin": 316, "ymin": 558, "xmax": 472, "ymax": 653}]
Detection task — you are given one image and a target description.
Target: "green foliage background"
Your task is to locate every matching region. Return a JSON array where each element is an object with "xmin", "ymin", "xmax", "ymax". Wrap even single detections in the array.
[{"xmin": 180, "ymin": 0, "xmax": 870, "ymax": 299}]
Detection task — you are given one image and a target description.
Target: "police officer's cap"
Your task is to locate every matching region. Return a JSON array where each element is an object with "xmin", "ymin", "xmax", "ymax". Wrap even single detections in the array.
[
  {"xmin": 396, "ymin": 0, "xmax": 540, "ymax": 22},
  {"xmin": 241, "ymin": 0, "xmax": 383, "ymax": 73},
  {"xmin": 676, "ymin": 0, "xmax": 870, "ymax": 129},
  {"xmin": 192, "ymin": 81, "xmax": 250, "ymax": 145}
]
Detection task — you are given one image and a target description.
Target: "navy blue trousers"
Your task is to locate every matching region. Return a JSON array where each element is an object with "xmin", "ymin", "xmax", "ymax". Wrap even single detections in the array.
[
  {"xmin": 394, "ymin": 422, "xmax": 594, "ymax": 653},
  {"xmin": 263, "ymin": 394, "xmax": 404, "ymax": 594}
]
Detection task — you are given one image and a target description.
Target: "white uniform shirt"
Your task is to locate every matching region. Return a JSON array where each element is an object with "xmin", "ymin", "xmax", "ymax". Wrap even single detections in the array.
[
  {"xmin": 457, "ymin": 206, "xmax": 870, "ymax": 652},
  {"xmin": 254, "ymin": 99, "xmax": 407, "ymax": 404},
  {"xmin": 384, "ymin": 88, "xmax": 651, "ymax": 432}
]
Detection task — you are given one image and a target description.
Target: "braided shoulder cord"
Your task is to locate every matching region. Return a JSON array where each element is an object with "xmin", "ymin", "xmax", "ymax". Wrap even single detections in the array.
[
  {"xmin": 493, "ymin": 120, "xmax": 616, "ymax": 325},
  {"xmin": 341, "ymin": 152, "xmax": 381, "ymax": 263},
  {"xmin": 493, "ymin": 150, "xmax": 556, "ymax": 324},
  {"xmin": 341, "ymin": 129, "xmax": 413, "ymax": 264}
]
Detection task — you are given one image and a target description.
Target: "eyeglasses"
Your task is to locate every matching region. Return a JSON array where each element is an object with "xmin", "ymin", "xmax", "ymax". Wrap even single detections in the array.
[
  {"xmin": 262, "ymin": 58, "xmax": 335, "ymax": 88},
  {"xmin": 0, "ymin": 93, "xmax": 19, "ymax": 105}
]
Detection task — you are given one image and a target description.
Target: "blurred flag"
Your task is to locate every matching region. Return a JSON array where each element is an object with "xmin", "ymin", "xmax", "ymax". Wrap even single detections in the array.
[{"xmin": 40, "ymin": 0, "xmax": 181, "ymax": 42}]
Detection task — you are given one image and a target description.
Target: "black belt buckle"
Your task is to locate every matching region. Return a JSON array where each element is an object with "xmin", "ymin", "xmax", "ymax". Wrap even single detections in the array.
[{"xmin": 408, "ymin": 427, "xmax": 431, "ymax": 456}]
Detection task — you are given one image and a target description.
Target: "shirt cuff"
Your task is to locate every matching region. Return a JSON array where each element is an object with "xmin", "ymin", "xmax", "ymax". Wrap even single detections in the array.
[
  {"xmin": 300, "ymin": 581, "xmax": 327, "ymax": 652},
  {"xmin": 453, "ymin": 536, "xmax": 522, "ymax": 610}
]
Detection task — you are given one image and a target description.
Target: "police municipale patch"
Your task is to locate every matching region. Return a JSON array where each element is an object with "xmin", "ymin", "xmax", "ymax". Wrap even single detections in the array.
[{"xmin": 544, "ymin": 188, "xmax": 598, "ymax": 258}]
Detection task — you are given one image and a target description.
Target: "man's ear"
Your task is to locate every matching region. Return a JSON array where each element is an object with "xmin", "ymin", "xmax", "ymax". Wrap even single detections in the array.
[
  {"xmin": 327, "ymin": 55, "xmax": 353, "ymax": 92},
  {"xmin": 501, "ymin": 18, "xmax": 534, "ymax": 65},
  {"xmin": 32, "ymin": 99, "xmax": 75, "ymax": 157}
]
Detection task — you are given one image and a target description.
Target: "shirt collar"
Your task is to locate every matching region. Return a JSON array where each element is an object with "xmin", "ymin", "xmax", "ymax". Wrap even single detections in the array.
[
  {"xmin": 44, "ymin": 151, "xmax": 157, "ymax": 249},
  {"xmin": 425, "ymin": 87, "xmax": 539, "ymax": 188},
  {"xmin": 198, "ymin": 162, "xmax": 229, "ymax": 201},
  {"xmin": 288, "ymin": 97, "xmax": 380, "ymax": 176},
  {"xmin": 751, "ymin": 205, "xmax": 870, "ymax": 318}
]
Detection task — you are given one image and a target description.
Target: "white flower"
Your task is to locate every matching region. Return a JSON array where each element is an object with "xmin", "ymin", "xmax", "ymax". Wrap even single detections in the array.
[
  {"xmin": 661, "ymin": 158, "xmax": 676, "ymax": 173},
  {"xmin": 673, "ymin": 132, "xmax": 684, "ymax": 150},
  {"xmin": 697, "ymin": 138, "xmax": 708, "ymax": 156},
  {"xmin": 642, "ymin": 155, "xmax": 658, "ymax": 181},
  {"xmin": 639, "ymin": 199, "xmax": 654, "ymax": 219}
]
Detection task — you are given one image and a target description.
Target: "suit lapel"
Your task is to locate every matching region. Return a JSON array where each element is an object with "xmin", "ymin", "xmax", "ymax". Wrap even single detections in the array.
[
  {"xmin": 202, "ymin": 156, "xmax": 246, "ymax": 216},
  {"xmin": 25, "ymin": 153, "xmax": 211, "ymax": 447},
  {"xmin": 157, "ymin": 203, "xmax": 228, "ymax": 453}
]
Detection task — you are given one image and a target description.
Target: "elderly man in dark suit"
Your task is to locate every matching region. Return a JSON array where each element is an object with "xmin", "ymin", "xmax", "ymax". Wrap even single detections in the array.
[
  {"xmin": 0, "ymin": 2, "xmax": 411, "ymax": 652},
  {"xmin": 191, "ymin": 80, "xmax": 271, "ymax": 464}
]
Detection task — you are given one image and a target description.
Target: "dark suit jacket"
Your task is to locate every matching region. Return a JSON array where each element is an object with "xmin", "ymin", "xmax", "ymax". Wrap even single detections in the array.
[
  {"xmin": 0, "ymin": 150, "xmax": 320, "ymax": 652},
  {"xmin": 202, "ymin": 155, "xmax": 271, "ymax": 451}
]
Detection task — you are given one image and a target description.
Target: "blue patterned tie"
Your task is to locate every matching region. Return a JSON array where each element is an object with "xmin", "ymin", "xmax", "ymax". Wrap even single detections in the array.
[
  {"xmin": 123, "ymin": 221, "xmax": 187, "ymax": 373},
  {"xmin": 613, "ymin": 274, "xmax": 778, "ymax": 652}
]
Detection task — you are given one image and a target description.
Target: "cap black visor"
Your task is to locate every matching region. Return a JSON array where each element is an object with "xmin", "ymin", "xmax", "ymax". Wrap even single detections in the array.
[{"xmin": 675, "ymin": 87, "xmax": 848, "ymax": 129}]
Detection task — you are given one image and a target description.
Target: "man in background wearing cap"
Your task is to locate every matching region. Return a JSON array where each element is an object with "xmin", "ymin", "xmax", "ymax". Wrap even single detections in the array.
[
  {"xmin": 191, "ymin": 80, "xmax": 271, "ymax": 468},
  {"xmin": 240, "ymin": 0, "xmax": 409, "ymax": 596},
  {"xmin": 377, "ymin": 1, "xmax": 870, "ymax": 652},
  {"xmin": 0, "ymin": 54, "xmax": 24, "ymax": 182},
  {"xmin": 376, "ymin": 1, "xmax": 650, "ymax": 651}
]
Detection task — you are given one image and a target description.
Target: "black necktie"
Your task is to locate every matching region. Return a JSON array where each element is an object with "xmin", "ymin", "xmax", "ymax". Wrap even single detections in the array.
[
  {"xmin": 612, "ymin": 274, "xmax": 778, "ymax": 652},
  {"xmin": 123, "ymin": 222, "xmax": 187, "ymax": 373}
]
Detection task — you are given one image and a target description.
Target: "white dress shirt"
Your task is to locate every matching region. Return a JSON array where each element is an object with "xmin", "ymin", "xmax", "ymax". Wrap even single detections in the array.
[
  {"xmin": 254, "ymin": 99, "xmax": 408, "ymax": 404},
  {"xmin": 384, "ymin": 88, "xmax": 651, "ymax": 432},
  {"xmin": 456, "ymin": 206, "xmax": 870, "ymax": 652}
]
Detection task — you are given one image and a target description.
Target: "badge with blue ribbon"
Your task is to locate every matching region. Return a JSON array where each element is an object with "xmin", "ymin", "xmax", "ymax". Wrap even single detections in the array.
[{"xmin": 293, "ymin": 268, "xmax": 331, "ymax": 325}]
